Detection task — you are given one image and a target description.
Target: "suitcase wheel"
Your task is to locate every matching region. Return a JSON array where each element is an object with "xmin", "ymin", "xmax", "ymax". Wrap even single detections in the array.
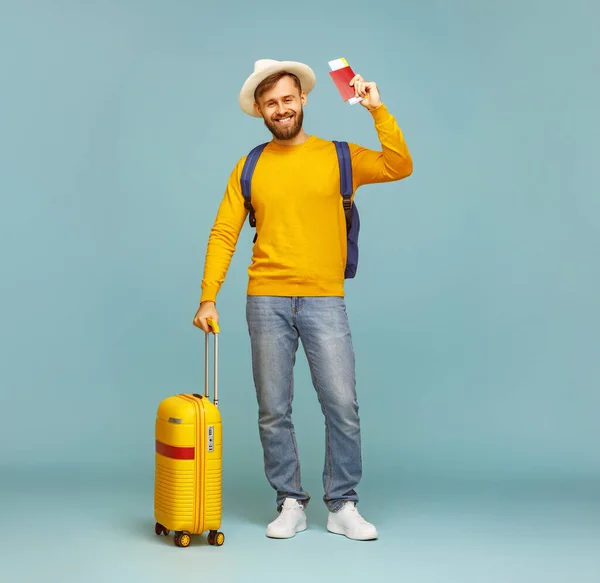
[
  {"xmin": 208, "ymin": 530, "xmax": 225, "ymax": 546},
  {"xmin": 154, "ymin": 522, "xmax": 170, "ymax": 536},
  {"xmin": 174, "ymin": 531, "xmax": 192, "ymax": 548}
]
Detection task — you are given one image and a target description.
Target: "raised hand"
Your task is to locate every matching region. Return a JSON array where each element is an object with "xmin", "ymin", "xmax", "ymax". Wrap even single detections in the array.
[{"xmin": 349, "ymin": 74, "xmax": 382, "ymax": 110}]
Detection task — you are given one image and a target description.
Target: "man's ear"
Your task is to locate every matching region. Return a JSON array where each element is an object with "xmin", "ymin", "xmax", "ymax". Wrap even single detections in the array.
[
  {"xmin": 301, "ymin": 92, "xmax": 307, "ymax": 107},
  {"xmin": 253, "ymin": 102, "xmax": 262, "ymax": 116}
]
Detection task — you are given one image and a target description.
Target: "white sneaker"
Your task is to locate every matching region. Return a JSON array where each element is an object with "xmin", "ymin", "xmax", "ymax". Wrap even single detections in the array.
[
  {"xmin": 266, "ymin": 498, "xmax": 307, "ymax": 539},
  {"xmin": 327, "ymin": 501, "xmax": 378, "ymax": 540}
]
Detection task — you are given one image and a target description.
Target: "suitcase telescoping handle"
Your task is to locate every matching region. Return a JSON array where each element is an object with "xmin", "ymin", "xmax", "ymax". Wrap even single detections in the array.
[{"xmin": 204, "ymin": 318, "xmax": 220, "ymax": 407}]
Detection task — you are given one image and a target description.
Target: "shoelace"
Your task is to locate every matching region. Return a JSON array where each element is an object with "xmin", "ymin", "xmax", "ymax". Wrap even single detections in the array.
[{"xmin": 345, "ymin": 504, "xmax": 369, "ymax": 524}]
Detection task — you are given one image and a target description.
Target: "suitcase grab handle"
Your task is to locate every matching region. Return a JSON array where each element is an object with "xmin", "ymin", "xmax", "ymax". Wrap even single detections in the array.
[{"xmin": 204, "ymin": 318, "xmax": 219, "ymax": 407}]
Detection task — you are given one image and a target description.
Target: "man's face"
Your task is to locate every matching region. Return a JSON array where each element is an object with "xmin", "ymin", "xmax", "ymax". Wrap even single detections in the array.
[{"xmin": 255, "ymin": 76, "xmax": 306, "ymax": 141}]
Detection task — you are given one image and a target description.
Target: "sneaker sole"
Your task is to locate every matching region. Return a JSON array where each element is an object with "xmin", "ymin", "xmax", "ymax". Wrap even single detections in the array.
[
  {"xmin": 326, "ymin": 522, "xmax": 378, "ymax": 541},
  {"xmin": 266, "ymin": 519, "xmax": 307, "ymax": 539}
]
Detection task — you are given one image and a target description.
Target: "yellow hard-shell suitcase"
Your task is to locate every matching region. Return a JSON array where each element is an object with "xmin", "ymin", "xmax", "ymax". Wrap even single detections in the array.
[{"xmin": 154, "ymin": 319, "xmax": 224, "ymax": 548}]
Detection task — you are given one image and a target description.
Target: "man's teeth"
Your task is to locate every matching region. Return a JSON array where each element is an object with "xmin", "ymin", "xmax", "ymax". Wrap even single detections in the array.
[{"xmin": 277, "ymin": 116, "xmax": 292, "ymax": 122}]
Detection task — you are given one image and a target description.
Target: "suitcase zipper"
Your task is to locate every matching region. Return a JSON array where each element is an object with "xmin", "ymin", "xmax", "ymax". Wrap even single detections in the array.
[{"xmin": 181, "ymin": 394, "xmax": 204, "ymax": 534}]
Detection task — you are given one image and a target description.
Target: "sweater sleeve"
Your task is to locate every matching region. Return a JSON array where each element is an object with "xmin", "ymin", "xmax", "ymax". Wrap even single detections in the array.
[
  {"xmin": 200, "ymin": 158, "xmax": 248, "ymax": 303},
  {"xmin": 349, "ymin": 103, "xmax": 413, "ymax": 189}
]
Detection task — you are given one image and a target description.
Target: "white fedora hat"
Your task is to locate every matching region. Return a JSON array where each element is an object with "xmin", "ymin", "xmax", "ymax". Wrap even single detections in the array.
[{"xmin": 239, "ymin": 59, "xmax": 316, "ymax": 117}]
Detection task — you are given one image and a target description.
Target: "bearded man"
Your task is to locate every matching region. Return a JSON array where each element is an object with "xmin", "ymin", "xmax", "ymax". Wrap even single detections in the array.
[{"xmin": 193, "ymin": 59, "xmax": 413, "ymax": 541}]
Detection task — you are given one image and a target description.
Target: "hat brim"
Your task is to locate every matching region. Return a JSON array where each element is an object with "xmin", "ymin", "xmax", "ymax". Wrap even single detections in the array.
[{"xmin": 239, "ymin": 61, "xmax": 316, "ymax": 118}]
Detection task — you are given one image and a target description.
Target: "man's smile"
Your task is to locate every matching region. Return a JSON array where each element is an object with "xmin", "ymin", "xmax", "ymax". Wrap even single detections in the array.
[{"xmin": 274, "ymin": 115, "xmax": 294, "ymax": 125}]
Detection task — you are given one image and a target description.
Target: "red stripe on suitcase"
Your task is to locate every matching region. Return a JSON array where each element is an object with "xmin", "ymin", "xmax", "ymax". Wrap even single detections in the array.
[{"xmin": 155, "ymin": 440, "xmax": 195, "ymax": 460}]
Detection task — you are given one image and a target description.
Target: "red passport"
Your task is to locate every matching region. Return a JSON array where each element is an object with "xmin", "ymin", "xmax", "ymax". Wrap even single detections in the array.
[{"xmin": 329, "ymin": 66, "xmax": 358, "ymax": 102}]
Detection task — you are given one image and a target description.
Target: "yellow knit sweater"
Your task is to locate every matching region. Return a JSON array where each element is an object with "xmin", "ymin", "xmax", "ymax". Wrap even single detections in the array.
[{"xmin": 200, "ymin": 104, "xmax": 412, "ymax": 303}]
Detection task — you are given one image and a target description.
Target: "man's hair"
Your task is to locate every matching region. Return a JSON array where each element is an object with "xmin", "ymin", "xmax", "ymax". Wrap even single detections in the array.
[{"xmin": 254, "ymin": 71, "xmax": 302, "ymax": 102}]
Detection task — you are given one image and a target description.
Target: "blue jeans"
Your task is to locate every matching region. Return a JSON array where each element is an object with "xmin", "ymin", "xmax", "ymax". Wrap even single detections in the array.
[{"xmin": 246, "ymin": 296, "xmax": 362, "ymax": 512}]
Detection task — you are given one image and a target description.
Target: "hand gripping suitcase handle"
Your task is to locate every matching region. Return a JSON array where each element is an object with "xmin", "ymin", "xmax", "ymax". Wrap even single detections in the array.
[{"xmin": 204, "ymin": 318, "xmax": 219, "ymax": 407}]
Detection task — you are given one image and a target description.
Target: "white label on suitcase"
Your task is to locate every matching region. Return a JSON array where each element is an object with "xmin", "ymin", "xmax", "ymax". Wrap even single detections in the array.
[{"xmin": 207, "ymin": 425, "xmax": 214, "ymax": 452}]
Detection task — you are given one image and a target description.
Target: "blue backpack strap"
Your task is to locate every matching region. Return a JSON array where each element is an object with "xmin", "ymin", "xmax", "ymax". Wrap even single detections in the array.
[
  {"xmin": 333, "ymin": 141, "xmax": 360, "ymax": 279},
  {"xmin": 332, "ymin": 140, "xmax": 353, "ymax": 229},
  {"xmin": 241, "ymin": 142, "xmax": 268, "ymax": 228}
]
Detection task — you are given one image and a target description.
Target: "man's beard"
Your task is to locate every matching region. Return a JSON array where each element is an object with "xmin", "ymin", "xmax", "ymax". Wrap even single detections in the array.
[{"xmin": 264, "ymin": 108, "xmax": 304, "ymax": 141}]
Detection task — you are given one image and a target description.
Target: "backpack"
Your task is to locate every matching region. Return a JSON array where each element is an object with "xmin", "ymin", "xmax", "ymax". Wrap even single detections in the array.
[{"xmin": 240, "ymin": 140, "xmax": 360, "ymax": 279}]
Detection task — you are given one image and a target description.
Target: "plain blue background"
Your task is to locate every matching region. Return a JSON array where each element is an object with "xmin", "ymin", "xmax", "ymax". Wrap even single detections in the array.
[{"xmin": 1, "ymin": 1, "xmax": 599, "ymax": 581}]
